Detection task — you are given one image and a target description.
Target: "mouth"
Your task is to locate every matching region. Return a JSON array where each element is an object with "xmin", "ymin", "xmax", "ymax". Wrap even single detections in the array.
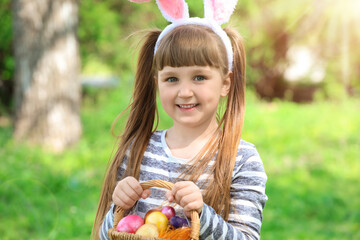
[
  {"xmin": 177, "ymin": 104, "xmax": 198, "ymax": 109},
  {"xmin": 176, "ymin": 104, "xmax": 199, "ymax": 112}
]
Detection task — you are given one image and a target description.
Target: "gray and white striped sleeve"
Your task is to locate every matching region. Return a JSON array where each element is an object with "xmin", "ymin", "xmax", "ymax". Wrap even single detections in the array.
[
  {"xmin": 99, "ymin": 205, "xmax": 115, "ymax": 240},
  {"xmin": 199, "ymin": 151, "xmax": 268, "ymax": 239}
]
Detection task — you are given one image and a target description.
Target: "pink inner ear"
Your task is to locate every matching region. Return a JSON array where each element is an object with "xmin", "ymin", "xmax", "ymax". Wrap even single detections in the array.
[
  {"xmin": 213, "ymin": 2, "xmax": 227, "ymax": 22},
  {"xmin": 205, "ymin": 0, "xmax": 238, "ymax": 24},
  {"xmin": 157, "ymin": 0, "xmax": 186, "ymax": 20}
]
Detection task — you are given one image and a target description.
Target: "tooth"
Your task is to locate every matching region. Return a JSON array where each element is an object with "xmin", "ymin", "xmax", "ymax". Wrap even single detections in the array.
[{"xmin": 180, "ymin": 104, "xmax": 196, "ymax": 108}]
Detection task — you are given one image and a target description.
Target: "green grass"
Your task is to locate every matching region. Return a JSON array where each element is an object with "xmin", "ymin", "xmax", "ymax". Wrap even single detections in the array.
[
  {"xmin": 243, "ymin": 95, "xmax": 360, "ymax": 239},
  {"xmin": 1, "ymin": 85, "xmax": 359, "ymax": 239}
]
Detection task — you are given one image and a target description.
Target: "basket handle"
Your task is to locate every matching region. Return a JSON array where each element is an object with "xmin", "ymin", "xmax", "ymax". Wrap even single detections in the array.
[{"xmin": 112, "ymin": 179, "xmax": 200, "ymax": 240}]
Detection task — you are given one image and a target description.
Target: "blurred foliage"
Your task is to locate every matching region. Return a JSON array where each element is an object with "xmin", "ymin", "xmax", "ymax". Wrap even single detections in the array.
[
  {"xmin": 0, "ymin": 0, "xmax": 14, "ymax": 114},
  {"xmin": 1, "ymin": 84, "xmax": 360, "ymax": 239},
  {"xmin": 77, "ymin": 0, "xmax": 205, "ymax": 76},
  {"xmin": 233, "ymin": 0, "xmax": 360, "ymax": 101}
]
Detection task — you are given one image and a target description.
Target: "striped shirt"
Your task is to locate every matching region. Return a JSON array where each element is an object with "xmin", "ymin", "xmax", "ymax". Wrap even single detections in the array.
[{"xmin": 100, "ymin": 130, "xmax": 268, "ymax": 240}]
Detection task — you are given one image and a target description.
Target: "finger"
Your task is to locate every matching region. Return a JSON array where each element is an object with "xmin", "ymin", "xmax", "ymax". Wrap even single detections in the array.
[
  {"xmin": 113, "ymin": 188, "xmax": 134, "ymax": 209},
  {"xmin": 123, "ymin": 180, "xmax": 142, "ymax": 202},
  {"xmin": 116, "ymin": 197, "xmax": 134, "ymax": 210},
  {"xmin": 113, "ymin": 189, "xmax": 135, "ymax": 207},
  {"xmin": 141, "ymin": 189, "xmax": 152, "ymax": 199},
  {"xmin": 172, "ymin": 182, "xmax": 190, "ymax": 197},
  {"xmin": 183, "ymin": 200, "xmax": 203, "ymax": 214},
  {"xmin": 125, "ymin": 177, "xmax": 144, "ymax": 197},
  {"xmin": 172, "ymin": 181, "xmax": 190, "ymax": 192},
  {"xmin": 174, "ymin": 186, "xmax": 194, "ymax": 204},
  {"xmin": 179, "ymin": 192, "xmax": 196, "ymax": 207},
  {"xmin": 184, "ymin": 211, "xmax": 191, "ymax": 218},
  {"xmin": 166, "ymin": 190, "xmax": 175, "ymax": 202}
]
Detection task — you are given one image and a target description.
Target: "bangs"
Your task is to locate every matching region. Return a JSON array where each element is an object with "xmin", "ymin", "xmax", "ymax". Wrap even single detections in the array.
[{"xmin": 154, "ymin": 25, "xmax": 228, "ymax": 72}]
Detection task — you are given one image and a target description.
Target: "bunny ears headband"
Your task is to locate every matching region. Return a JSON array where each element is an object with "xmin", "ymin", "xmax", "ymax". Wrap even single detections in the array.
[{"xmin": 129, "ymin": 0, "xmax": 239, "ymax": 70}]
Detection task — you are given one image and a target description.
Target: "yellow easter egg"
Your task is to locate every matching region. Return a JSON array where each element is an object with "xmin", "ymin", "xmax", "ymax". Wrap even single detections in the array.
[
  {"xmin": 135, "ymin": 223, "xmax": 159, "ymax": 237},
  {"xmin": 145, "ymin": 211, "xmax": 169, "ymax": 233}
]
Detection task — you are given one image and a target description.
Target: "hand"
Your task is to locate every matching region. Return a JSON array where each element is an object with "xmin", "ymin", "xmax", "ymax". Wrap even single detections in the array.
[
  {"xmin": 166, "ymin": 181, "xmax": 203, "ymax": 218},
  {"xmin": 112, "ymin": 176, "xmax": 152, "ymax": 210}
]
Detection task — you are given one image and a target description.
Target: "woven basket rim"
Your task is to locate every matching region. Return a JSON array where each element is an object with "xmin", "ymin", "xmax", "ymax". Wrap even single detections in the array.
[{"xmin": 108, "ymin": 230, "xmax": 168, "ymax": 240}]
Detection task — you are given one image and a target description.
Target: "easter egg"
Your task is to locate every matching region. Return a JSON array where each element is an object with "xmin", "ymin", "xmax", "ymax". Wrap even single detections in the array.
[
  {"xmin": 144, "ymin": 208, "xmax": 161, "ymax": 222},
  {"xmin": 145, "ymin": 211, "xmax": 169, "ymax": 233},
  {"xmin": 169, "ymin": 216, "xmax": 189, "ymax": 228},
  {"xmin": 135, "ymin": 223, "xmax": 159, "ymax": 237},
  {"xmin": 160, "ymin": 206, "xmax": 176, "ymax": 220},
  {"xmin": 116, "ymin": 215, "xmax": 144, "ymax": 233}
]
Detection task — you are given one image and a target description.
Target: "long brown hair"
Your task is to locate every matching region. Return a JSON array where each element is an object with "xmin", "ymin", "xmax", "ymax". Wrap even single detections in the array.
[{"xmin": 92, "ymin": 25, "xmax": 246, "ymax": 239}]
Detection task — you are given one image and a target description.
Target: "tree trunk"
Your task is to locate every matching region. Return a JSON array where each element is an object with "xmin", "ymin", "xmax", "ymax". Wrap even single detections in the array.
[{"xmin": 12, "ymin": 0, "xmax": 81, "ymax": 152}]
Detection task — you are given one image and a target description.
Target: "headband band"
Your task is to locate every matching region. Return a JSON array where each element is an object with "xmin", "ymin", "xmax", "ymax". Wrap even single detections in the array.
[{"xmin": 154, "ymin": 17, "xmax": 234, "ymax": 70}]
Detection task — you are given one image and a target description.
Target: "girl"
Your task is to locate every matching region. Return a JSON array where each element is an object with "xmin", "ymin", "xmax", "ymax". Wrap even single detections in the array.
[{"xmin": 93, "ymin": 1, "xmax": 267, "ymax": 239}]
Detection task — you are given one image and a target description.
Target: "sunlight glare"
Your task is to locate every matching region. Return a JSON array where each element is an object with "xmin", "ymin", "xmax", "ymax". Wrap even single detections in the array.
[{"xmin": 330, "ymin": 0, "xmax": 360, "ymax": 22}]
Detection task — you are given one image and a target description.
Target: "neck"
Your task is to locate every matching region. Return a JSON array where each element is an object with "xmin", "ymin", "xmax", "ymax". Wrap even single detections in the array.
[{"xmin": 165, "ymin": 118, "xmax": 219, "ymax": 159}]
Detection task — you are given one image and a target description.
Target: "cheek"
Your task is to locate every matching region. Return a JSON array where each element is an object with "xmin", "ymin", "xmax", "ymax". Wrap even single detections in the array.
[
  {"xmin": 159, "ymin": 94, "xmax": 167, "ymax": 107},
  {"xmin": 158, "ymin": 86, "xmax": 172, "ymax": 106},
  {"xmin": 207, "ymin": 83, "xmax": 224, "ymax": 98}
]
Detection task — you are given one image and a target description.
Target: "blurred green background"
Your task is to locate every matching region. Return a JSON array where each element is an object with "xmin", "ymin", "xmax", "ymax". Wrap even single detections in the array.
[{"xmin": 1, "ymin": 0, "xmax": 359, "ymax": 239}]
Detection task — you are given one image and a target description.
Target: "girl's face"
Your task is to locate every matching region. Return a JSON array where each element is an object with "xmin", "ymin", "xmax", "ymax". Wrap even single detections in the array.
[{"xmin": 157, "ymin": 65, "xmax": 231, "ymax": 130}]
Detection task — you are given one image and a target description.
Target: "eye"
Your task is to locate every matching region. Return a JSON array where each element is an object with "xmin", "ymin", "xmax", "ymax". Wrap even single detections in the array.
[
  {"xmin": 194, "ymin": 75, "xmax": 205, "ymax": 81},
  {"xmin": 166, "ymin": 77, "xmax": 178, "ymax": 82}
]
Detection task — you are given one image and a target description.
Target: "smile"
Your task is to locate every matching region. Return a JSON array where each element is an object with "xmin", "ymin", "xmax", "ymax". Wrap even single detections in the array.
[{"xmin": 177, "ymin": 104, "xmax": 198, "ymax": 109}]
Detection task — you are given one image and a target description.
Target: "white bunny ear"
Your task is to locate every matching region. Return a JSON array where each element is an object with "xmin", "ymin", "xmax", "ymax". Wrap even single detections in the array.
[
  {"xmin": 156, "ymin": 0, "xmax": 189, "ymax": 22},
  {"xmin": 204, "ymin": 0, "xmax": 238, "ymax": 25}
]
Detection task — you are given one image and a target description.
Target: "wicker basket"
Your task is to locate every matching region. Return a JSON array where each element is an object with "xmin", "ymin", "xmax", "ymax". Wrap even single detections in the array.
[{"xmin": 107, "ymin": 179, "xmax": 200, "ymax": 240}]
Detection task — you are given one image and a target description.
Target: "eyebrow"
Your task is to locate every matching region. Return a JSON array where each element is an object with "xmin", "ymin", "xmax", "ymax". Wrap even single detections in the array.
[
  {"xmin": 159, "ymin": 67, "xmax": 213, "ymax": 77},
  {"xmin": 158, "ymin": 71, "xmax": 177, "ymax": 78}
]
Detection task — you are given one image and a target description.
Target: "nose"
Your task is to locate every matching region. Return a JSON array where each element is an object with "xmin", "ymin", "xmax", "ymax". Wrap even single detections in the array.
[{"xmin": 178, "ymin": 81, "xmax": 194, "ymax": 98}]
